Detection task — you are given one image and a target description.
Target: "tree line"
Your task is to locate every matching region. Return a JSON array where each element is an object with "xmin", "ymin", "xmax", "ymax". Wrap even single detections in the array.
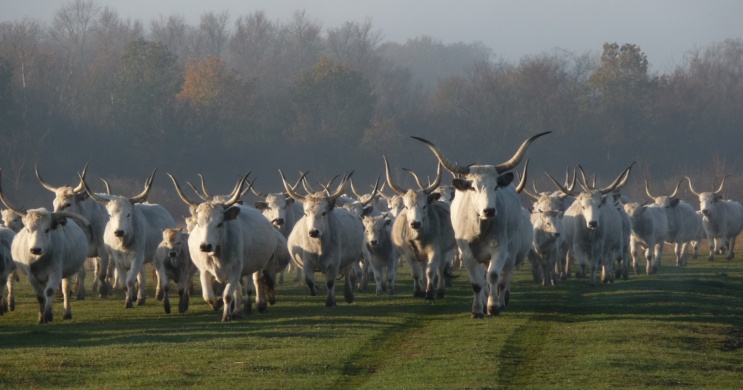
[{"xmin": 1, "ymin": 0, "xmax": 742, "ymax": 217}]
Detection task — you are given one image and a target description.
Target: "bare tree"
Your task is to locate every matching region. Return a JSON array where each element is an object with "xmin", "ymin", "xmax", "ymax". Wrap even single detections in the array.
[
  {"xmin": 326, "ymin": 19, "xmax": 383, "ymax": 71},
  {"xmin": 150, "ymin": 15, "xmax": 195, "ymax": 66},
  {"xmin": 196, "ymin": 11, "xmax": 230, "ymax": 58}
]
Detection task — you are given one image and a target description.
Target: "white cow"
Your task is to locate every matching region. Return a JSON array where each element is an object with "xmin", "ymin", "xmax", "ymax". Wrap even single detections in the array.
[
  {"xmin": 360, "ymin": 210, "xmax": 397, "ymax": 295},
  {"xmin": 528, "ymin": 210, "xmax": 563, "ymax": 286},
  {"xmin": 81, "ymin": 169, "xmax": 176, "ymax": 308},
  {"xmin": 547, "ymin": 165, "xmax": 631, "ymax": 286},
  {"xmin": 386, "ymin": 159, "xmax": 456, "ymax": 299},
  {"xmin": 282, "ymin": 171, "xmax": 364, "ymax": 307},
  {"xmin": 687, "ymin": 176, "xmax": 743, "ymax": 261},
  {"xmin": 170, "ymin": 173, "xmax": 286, "ymax": 321},
  {"xmin": 413, "ymin": 132, "xmax": 549, "ymax": 317},
  {"xmin": 0, "ymin": 171, "xmax": 90, "ymax": 323},
  {"xmin": 0, "ymin": 226, "xmax": 15, "ymax": 315},
  {"xmin": 153, "ymin": 228, "xmax": 196, "ymax": 314},
  {"xmin": 623, "ymin": 202, "xmax": 669, "ymax": 275},
  {"xmin": 645, "ymin": 179, "xmax": 702, "ymax": 267},
  {"xmin": 35, "ymin": 165, "xmax": 113, "ymax": 297}
]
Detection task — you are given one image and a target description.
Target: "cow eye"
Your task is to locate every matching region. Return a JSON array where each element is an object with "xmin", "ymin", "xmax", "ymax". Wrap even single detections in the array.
[
  {"xmin": 45, "ymin": 228, "xmax": 50, "ymax": 233},
  {"xmin": 217, "ymin": 222, "xmax": 223, "ymax": 228},
  {"xmin": 322, "ymin": 212, "xmax": 327, "ymax": 216},
  {"xmin": 65, "ymin": 203, "xmax": 71, "ymax": 208}
]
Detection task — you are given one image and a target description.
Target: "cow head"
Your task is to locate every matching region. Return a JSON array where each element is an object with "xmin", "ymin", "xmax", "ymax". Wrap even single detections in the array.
[
  {"xmin": 385, "ymin": 157, "xmax": 441, "ymax": 239},
  {"xmin": 645, "ymin": 179, "xmax": 684, "ymax": 209},
  {"xmin": 169, "ymin": 172, "xmax": 250, "ymax": 255},
  {"xmin": 253, "ymin": 191, "xmax": 294, "ymax": 230},
  {"xmin": 161, "ymin": 228, "xmax": 187, "ymax": 259},
  {"xmin": 413, "ymin": 132, "xmax": 550, "ymax": 221},
  {"xmin": 1, "ymin": 209, "xmax": 24, "ymax": 233},
  {"xmin": 281, "ymin": 170, "xmax": 351, "ymax": 240},
  {"xmin": 531, "ymin": 210, "xmax": 562, "ymax": 247},
  {"xmin": 35, "ymin": 164, "xmax": 93, "ymax": 213},
  {"xmin": 687, "ymin": 176, "xmax": 728, "ymax": 218},
  {"xmin": 81, "ymin": 168, "xmax": 157, "ymax": 243},
  {"xmin": 361, "ymin": 212, "xmax": 391, "ymax": 248}
]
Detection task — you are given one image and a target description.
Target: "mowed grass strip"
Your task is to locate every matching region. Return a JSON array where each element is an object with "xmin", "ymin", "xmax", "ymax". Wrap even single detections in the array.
[{"xmin": 0, "ymin": 249, "xmax": 741, "ymax": 389}]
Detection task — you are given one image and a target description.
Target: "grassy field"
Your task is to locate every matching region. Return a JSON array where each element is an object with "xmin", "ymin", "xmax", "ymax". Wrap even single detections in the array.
[{"xmin": 1, "ymin": 250, "xmax": 742, "ymax": 389}]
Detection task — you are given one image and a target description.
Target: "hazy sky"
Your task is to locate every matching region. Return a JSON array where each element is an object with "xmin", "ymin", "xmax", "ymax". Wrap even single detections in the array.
[{"xmin": 2, "ymin": 0, "xmax": 742, "ymax": 73}]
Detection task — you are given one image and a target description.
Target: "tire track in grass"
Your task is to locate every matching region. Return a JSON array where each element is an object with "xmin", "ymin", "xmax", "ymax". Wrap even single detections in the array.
[{"xmin": 495, "ymin": 313, "xmax": 555, "ymax": 388}]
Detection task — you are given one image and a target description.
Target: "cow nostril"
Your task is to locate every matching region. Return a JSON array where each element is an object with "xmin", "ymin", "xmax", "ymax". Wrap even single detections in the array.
[
  {"xmin": 30, "ymin": 247, "xmax": 42, "ymax": 255},
  {"xmin": 410, "ymin": 221, "xmax": 421, "ymax": 230},
  {"xmin": 370, "ymin": 240, "xmax": 378, "ymax": 246},
  {"xmin": 308, "ymin": 229, "xmax": 320, "ymax": 238},
  {"xmin": 199, "ymin": 243, "xmax": 212, "ymax": 252},
  {"xmin": 275, "ymin": 218, "xmax": 285, "ymax": 226},
  {"xmin": 554, "ymin": 233, "xmax": 561, "ymax": 237},
  {"xmin": 588, "ymin": 221, "xmax": 598, "ymax": 228},
  {"xmin": 701, "ymin": 210, "xmax": 709, "ymax": 215},
  {"xmin": 114, "ymin": 229, "xmax": 125, "ymax": 237},
  {"xmin": 168, "ymin": 251, "xmax": 177, "ymax": 258},
  {"xmin": 483, "ymin": 208, "xmax": 495, "ymax": 218}
]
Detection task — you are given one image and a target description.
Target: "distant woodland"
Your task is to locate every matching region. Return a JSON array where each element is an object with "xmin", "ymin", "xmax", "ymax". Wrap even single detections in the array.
[{"xmin": 1, "ymin": 1, "xmax": 742, "ymax": 215}]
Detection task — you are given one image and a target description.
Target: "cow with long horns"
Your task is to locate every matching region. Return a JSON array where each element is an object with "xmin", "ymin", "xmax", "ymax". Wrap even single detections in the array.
[
  {"xmin": 35, "ymin": 164, "xmax": 113, "ymax": 297},
  {"xmin": 413, "ymin": 132, "xmax": 549, "ymax": 317},
  {"xmin": 0, "ymin": 170, "xmax": 90, "ymax": 323},
  {"xmin": 645, "ymin": 178, "xmax": 701, "ymax": 267},
  {"xmin": 170, "ymin": 173, "xmax": 285, "ymax": 321},
  {"xmin": 546, "ymin": 164, "xmax": 631, "ymax": 286},
  {"xmin": 686, "ymin": 176, "xmax": 743, "ymax": 261},
  {"xmin": 385, "ymin": 158, "xmax": 456, "ymax": 299},
  {"xmin": 282, "ymin": 171, "xmax": 364, "ymax": 307},
  {"xmin": 80, "ymin": 169, "xmax": 176, "ymax": 309}
]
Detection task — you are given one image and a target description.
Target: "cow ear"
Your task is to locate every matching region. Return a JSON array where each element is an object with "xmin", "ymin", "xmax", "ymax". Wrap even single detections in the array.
[
  {"xmin": 361, "ymin": 206, "xmax": 374, "ymax": 217},
  {"xmin": 427, "ymin": 193, "xmax": 441, "ymax": 204},
  {"xmin": 76, "ymin": 192, "xmax": 89, "ymax": 201},
  {"xmin": 286, "ymin": 198, "xmax": 294, "ymax": 205},
  {"xmin": 452, "ymin": 179, "xmax": 473, "ymax": 191},
  {"xmin": 600, "ymin": 195, "xmax": 609, "ymax": 205},
  {"xmin": 224, "ymin": 206, "xmax": 241, "ymax": 221},
  {"xmin": 254, "ymin": 201, "xmax": 268, "ymax": 211},
  {"xmin": 52, "ymin": 215, "xmax": 67, "ymax": 229},
  {"xmin": 714, "ymin": 195, "xmax": 723, "ymax": 202},
  {"xmin": 496, "ymin": 172, "xmax": 514, "ymax": 188},
  {"xmin": 670, "ymin": 199, "xmax": 680, "ymax": 207}
]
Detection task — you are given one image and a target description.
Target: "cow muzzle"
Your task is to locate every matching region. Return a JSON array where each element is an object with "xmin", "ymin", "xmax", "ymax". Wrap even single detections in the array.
[
  {"xmin": 168, "ymin": 251, "xmax": 178, "ymax": 258},
  {"xmin": 701, "ymin": 209, "xmax": 709, "ymax": 216},
  {"xmin": 410, "ymin": 221, "xmax": 422, "ymax": 230},
  {"xmin": 200, "ymin": 243, "xmax": 213, "ymax": 253},
  {"xmin": 588, "ymin": 221, "xmax": 598, "ymax": 229},
  {"xmin": 369, "ymin": 239, "xmax": 378, "ymax": 246},
  {"xmin": 114, "ymin": 229, "xmax": 125, "ymax": 237},
  {"xmin": 482, "ymin": 208, "xmax": 495, "ymax": 219},
  {"xmin": 30, "ymin": 247, "xmax": 43, "ymax": 256},
  {"xmin": 308, "ymin": 229, "xmax": 320, "ymax": 238},
  {"xmin": 273, "ymin": 218, "xmax": 285, "ymax": 226}
]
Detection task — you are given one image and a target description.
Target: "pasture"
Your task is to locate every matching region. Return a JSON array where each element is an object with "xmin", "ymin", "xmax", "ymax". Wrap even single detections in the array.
[{"xmin": 1, "ymin": 249, "xmax": 742, "ymax": 389}]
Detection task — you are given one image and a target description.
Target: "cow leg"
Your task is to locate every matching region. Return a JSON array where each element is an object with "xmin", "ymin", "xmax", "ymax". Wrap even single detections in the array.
[
  {"xmin": 486, "ymin": 249, "xmax": 508, "ymax": 316},
  {"xmin": 372, "ymin": 261, "xmax": 385, "ymax": 295},
  {"xmin": 221, "ymin": 280, "xmax": 237, "ymax": 322},
  {"xmin": 324, "ymin": 263, "xmax": 338, "ymax": 307},
  {"xmin": 424, "ymin": 254, "xmax": 438, "ymax": 300},
  {"xmin": 708, "ymin": 235, "xmax": 716, "ymax": 262},
  {"xmin": 136, "ymin": 267, "xmax": 146, "ymax": 306},
  {"xmin": 726, "ymin": 236, "xmax": 736, "ymax": 260},
  {"xmin": 97, "ymin": 253, "xmax": 112, "ymax": 298},
  {"xmin": 61, "ymin": 278, "xmax": 72, "ymax": 320},
  {"xmin": 160, "ymin": 271, "xmax": 171, "ymax": 314},
  {"xmin": 253, "ymin": 271, "xmax": 267, "ymax": 313},
  {"xmin": 630, "ymin": 239, "xmax": 641, "ymax": 275},
  {"xmin": 386, "ymin": 261, "xmax": 397, "ymax": 295},
  {"xmin": 460, "ymin": 244, "xmax": 485, "ymax": 318},
  {"xmin": 676, "ymin": 243, "xmax": 687, "ymax": 266},
  {"xmin": 7, "ymin": 270, "xmax": 16, "ymax": 311},
  {"xmin": 200, "ymin": 272, "xmax": 220, "ymax": 311},
  {"xmin": 75, "ymin": 266, "xmax": 86, "ymax": 301},
  {"xmin": 42, "ymin": 277, "xmax": 59, "ymax": 323},
  {"xmin": 92, "ymin": 257, "xmax": 100, "ymax": 294},
  {"xmin": 177, "ymin": 274, "xmax": 190, "ymax": 313},
  {"xmin": 343, "ymin": 266, "xmax": 354, "ymax": 304},
  {"xmin": 409, "ymin": 261, "xmax": 424, "ymax": 298}
]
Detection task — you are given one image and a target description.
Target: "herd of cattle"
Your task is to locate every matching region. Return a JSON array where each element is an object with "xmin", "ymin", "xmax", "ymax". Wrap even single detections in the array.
[{"xmin": 0, "ymin": 132, "xmax": 741, "ymax": 323}]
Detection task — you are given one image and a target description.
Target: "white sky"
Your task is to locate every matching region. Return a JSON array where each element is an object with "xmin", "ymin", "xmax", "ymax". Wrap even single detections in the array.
[{"xmin": 2, "ymin": 0, "xmax": 742, "ymax": 73}]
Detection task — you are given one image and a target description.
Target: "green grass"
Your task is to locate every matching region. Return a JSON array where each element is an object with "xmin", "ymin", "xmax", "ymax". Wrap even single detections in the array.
[{"xmin": 1, "ymin": 250, "xmax": 742, "ymax": 389}]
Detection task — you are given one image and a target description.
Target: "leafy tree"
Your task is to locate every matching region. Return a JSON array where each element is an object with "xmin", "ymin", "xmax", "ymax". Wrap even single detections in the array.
[{"xmin": 287, "ymin": 57, "xmax": 375, "ymax": 146}]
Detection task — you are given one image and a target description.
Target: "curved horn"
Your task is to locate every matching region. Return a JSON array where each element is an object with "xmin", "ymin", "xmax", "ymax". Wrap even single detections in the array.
[
  {"xmin": 73, "ymin": 163, "xmax": 89, "ymax": 193},
  {"xmin": 644, "ymin": 180, "xmax": 656, "ymax": 200},
  {"xmin": 35, "ymin": 164, "xmax": 59, "ymax": 193},
  {"xmin": 686, "ymin": 176, "xmax": 701, "ymax": 196},
  {"xmin": 197, "ymin": 174, "xmax": 211, "ymax": 198},
  {"xmin": 383, "ymin": 156, "xmax": 407, "ymax": 196},
  {"xmin": 350, "ymin": 178, "xmax": 363, "ymax": 199},
  {"xmin": 78, "ymin": 172, "xmax": 111, "ymax": 204},
  {"xmin": 223, "ymin": 173, "xmax": 251, "ymax": 207},
  {"xmin": 545, "ymin": 171, "xmax": 576, "ymax": 197},
  {"xmin": 613, "ymin": 161, "xmax": 636, "ymax": 192},
  {"xmin": 669, "ymin": 178, "xmax": 685, "ymax": 199},
  {"xmin": 249, "ymin": 185, "xmax": 268, "ymax": 200},
  {"xmin": 401, "ymin": 168, "xmax": 426, "ymax": 190},
  {"xmin": 600, "ymin": 166, "xmax": 632, "ymax": 195},
  {"xmin": 514, "ymin": 158, "xmax": 529, "ymax": 194},
  {"xmin": 566, "ymin": 167, "xmax": 577, "ymax": 192},
  {"xmin": 186, "ymin": 181, "xmax": 209, "ymax": 201},
  {"xmin": 577, "ymin": 165, "xmax": 592, "ymax": 191},
  {"xmin": 328, "ymin": 171, "xmax": 353, "ymax": 201},
  {"xmin": 411, "ymin": 136, "xmax": 470, "ymax": 175},
  {"xmin": 360, "ymin": 175, "xmax": 381, "ymax": 207},
  {"xmin": 494, "ymin": 131, "xmax": 551, "ymax": 174},
  {"xmin": 280, "ymin": 170, "xmax": 307, "ymax": 202},
  {"xmin": 523, "ymin": 180, "xmax": 540, "ymax": 200},
  {"xmin": 100, "ymin": 178, "xmax": 112, "ymax": 195},
  {"xmin": 714, "ymin": 175, "xmax": 730, "ymax": 196},
  {"xmin": 130, "ymin": 168, "xmax": 157, "ymax": 204},
  {"xmin": 167, "ymin": 173, "xmax": 199, "ymax": 208},
  {"xmin": 0, "ymin": 169, "xmax": 27, "ymax": 217},
  {"xmin": 302, "ymin": 176, "xmax": 317, "ymax": 194},
  {"xmin": 423, "ymin": 163, "xmax": 442, "ymax": 195}
]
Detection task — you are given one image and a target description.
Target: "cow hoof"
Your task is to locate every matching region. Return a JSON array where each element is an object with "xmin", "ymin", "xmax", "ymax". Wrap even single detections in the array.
[
  {"xmin": 257, "ymin": 302, "xmax": 267, "ymax": 313},
  {"xmin": 344, "ymin": 294, "xmax": 354, "ymax": 304},
  {"xmin": 487, "ymin": 305, "xmax": 502, "ymax": 316},
  {"xmin": 375, "ymin": 289, "xmax": 383, "ymax": 296},
  {"xmin": 156, "ymin": 290, "xmax": 164, "ymax": 301},
  {"xmin": 124, "ymin": 300, "xmax": 133, "ymax": 309},
  {"xmin": 137, "ymin": 298, "xmax": 146, "ymax": 306},
  {"xmin": 221, "ymin": 315, "xmax": 232, "ymax": 323},
  {"xmin": 9, "ymin": 299, "xmax": 14, "ymax": 311},
  {"xmin": 164, "ymin": 300, "xmax": 171, "ymax": 314},
  {"xmin": 325, "ymin": 299, "xmax": 336, "ymax": 307},
  {"xmin": 471, "ymin": 312, "xmax": 485, "ymax": 319},
  {"xmin": 424, "ymin": 290, "xmax": 434, "ymax": 300},
  {"xmin": 63, "ymin": 312, "xmax": 72, "ymax": 320},
  {"xmin": 504, "ymin": 291, "xmax": 510, "ymax": 306},
  {"xmin": 413, "ymin": 290, "xmax": 424, "ymax": 298}
]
